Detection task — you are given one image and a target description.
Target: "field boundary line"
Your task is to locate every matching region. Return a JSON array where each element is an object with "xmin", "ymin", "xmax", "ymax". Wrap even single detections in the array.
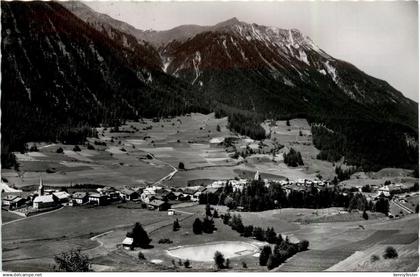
[{"xmin": 2, "ymin": 206, "xmax": 64, "ymax": 226}]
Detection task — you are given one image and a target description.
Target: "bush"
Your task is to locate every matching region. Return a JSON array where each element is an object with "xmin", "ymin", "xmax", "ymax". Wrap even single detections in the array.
[
  {"xmin": 370, "ymin": 254, "xmax": 380, "ymax": 263},
  {"xmin": 87, "ymin": 144, "xmax": 95, "ymax": 150},
  {"xmin": 241, "ymin": 261, "xmax": 247, "ymax": 268},
  {"xmin": 54, "ymin": 249, "xmax": 90, "ymax": 272},
  {"xmin": 73, "ymin": 145, "xmax": 81, "ymax": 152},
  {"xmin": 383, "ymin": 246, "xmax": 398, "ymax": 259},
  {"xmin": 214, "ymin": 251, "xmax": 225, "ymax": 270},
  {"xmin": 138, "ymin": 251, "xmax": 146, "ymax": 260},
  {"xmin": 178, "ymin": 162, "xmax": 185, "ymax": 170},
  {"xmin": 158, "ymin": 238, "xmax": 173, "ymax": 244},
  {"xmin": 56, "ymin": 147, "xmax": 64, "ymax": 153}
]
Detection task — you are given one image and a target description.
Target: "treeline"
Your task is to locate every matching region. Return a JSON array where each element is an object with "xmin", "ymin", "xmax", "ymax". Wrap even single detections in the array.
[
  {"xmin": 215, "ymin": 106, "xmax": 266, "ymax": 140},
  {"xmin": 200, "ymin": 180, "xmax": 390, "ymax": 214}
]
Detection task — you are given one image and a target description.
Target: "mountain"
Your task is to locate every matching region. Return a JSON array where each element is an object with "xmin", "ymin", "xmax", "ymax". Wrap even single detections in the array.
[
  {"xmin": 2, "ymin": 1, "xmax": 417, "ymax": 171},
  {"xmin": 1, "ymin": 1, "xmax": 207, "ymax": 165},
  {"xmin": 157, "ymin": 18, "xmax": 418, "ymax": 169}
]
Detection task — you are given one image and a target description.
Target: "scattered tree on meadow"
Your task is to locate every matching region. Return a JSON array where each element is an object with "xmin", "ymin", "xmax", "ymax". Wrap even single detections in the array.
[
  {"xmin": 56, "ymin": 147, "xmax": 64, "ymax": 153},
  {"xmin": 193, "ymin": 218, "xmax": 203, "ymax": 234},
  {"xmin": 383, "ymin": 246, "xmax": 398, "ymax": 259},
  {"xmin": 178, "ymin": 162, "xmax": 185, "ymax": 170},
  {"xmin": 214, "ymin": 251, "xmax": 225, "ymax": 270},
  {"xmin": 374, "ymin": 197, "xmax": 390, "ymax": 215},
  {"xmin": 283, "ymin": 148, "xmax": 304, "ymax": 167},
  {"xmin": 205, "ymin": 204, "xmax": 212, "ymax": 217},
  {"xmin": 202, "ymin": 217, "xmax": 215, "ymax": 234},
  {"xmin": 127, "ymin": 222, "xmax": 151, "ymax": 248},
  {"xmin": 173, "ymin": 218, "xmax": 181, "ymax": 231}
]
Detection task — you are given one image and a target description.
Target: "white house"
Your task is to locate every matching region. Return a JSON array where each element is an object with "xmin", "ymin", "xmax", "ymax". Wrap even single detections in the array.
[{"xmin": 33, "ymin": 195, "xmax": 57, "ymax": 209}]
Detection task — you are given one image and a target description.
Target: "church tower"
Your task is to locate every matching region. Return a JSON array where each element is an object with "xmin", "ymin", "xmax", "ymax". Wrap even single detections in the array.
[{"xmin": 38, "ymin": 176, "xmax": 44, "ymax": 196}]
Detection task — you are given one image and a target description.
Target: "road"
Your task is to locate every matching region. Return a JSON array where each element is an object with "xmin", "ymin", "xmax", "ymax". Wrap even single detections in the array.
[{"xmin": 392, "ymin": 199, "xmax": 414, "ymax": 214}]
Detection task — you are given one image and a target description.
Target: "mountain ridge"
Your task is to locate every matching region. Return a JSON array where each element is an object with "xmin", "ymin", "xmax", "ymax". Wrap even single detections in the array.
[{"xmin": 1, "ymin": 1, "xmax": 418, "ymax": 171}]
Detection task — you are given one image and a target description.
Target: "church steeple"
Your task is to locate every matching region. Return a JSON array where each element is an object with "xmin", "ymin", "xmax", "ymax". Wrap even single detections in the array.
[{"xmin": 38, "ymin": 176, "xmax": 44, "ymax": 196}]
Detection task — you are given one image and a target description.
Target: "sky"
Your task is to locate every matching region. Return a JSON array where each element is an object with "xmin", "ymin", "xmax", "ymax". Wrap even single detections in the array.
[{"xmin": 85, "ymin": 1, "xmax": 419, "ymax": 102}]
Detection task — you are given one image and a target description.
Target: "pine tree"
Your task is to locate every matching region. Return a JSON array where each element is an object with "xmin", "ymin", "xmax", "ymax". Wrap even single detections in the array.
[{"xmin": 259, "ymin": 245, "xmax": 272, "ymax": 266}]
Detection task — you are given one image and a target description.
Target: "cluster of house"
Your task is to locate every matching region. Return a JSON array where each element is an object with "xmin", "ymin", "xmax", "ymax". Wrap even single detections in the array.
[
  {"xmin": 1, "ymin": 178, "xmax": 224, "ymax": 213},
  {"xmin": 2, "ymin": 171, "xmax": 339, "ymax": 215}
]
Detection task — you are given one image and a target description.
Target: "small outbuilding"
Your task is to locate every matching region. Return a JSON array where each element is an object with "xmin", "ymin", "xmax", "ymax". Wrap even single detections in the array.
[{"xmin": 122, "ymin": 237, "xmax": 134, "ymax": 250}]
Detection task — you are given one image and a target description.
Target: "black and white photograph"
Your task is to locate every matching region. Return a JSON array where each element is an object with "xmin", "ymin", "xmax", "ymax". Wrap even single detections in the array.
[{"xmin": 0, "ymin": 0, "xmax": 418, "ymax": 274}]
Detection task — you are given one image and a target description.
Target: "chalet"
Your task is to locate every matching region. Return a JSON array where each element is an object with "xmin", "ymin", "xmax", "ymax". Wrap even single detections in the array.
[
  {"xmin": 122, "ymin": 237, "xmax": 134, "ymax": 250},
  {"xmin": 88, "ymin": 193, "xmax": 108, "ymax": 205},
  {"xmin": 53, "ymin": 191, "xmax": 71, "ymax": 203},
  {"xmin": 147, "ymin": 200, "xmax": 171, "ymax": 211},
  {"xmin": 140, "ymin": 190, "xmax": 156, "ymax": 203},
  {"xmin": 33, "ymin": 194, "xmax": 57, "ymax": 209},
  {"xmin": 72, "ymin": 192, "xmax": 89, "ymax": 205},
  {"xmin": 119, "ymin": 188, "xmax": 139, "ymax": 201},
  {"xmin": 2, "ymin": 195, "xmax": 26, "ymax": 209}
]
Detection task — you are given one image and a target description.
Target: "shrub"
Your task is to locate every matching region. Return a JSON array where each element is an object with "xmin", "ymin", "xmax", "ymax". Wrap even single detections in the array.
[
  {"xmin": 87, "ymin": 144, "xmax": 95, "ymax": 150},
  {"xmin": 73, "ymin": 145, "xmax": 81, "ymax": 152},
  {"xmin": 241, "ymin": 261, "xmax": 247, "ymax": 268},
  {"xmin": 56, "ymin": 147, "xmax": 64, "ymax": 153},
  {"xmin": 54, "ymin": 249, "xmax": 90, "ymax": 272},
  {"xmin": 158, "ymin": 238, "xmax": 173, "ymax": 244},
  {"xmin": 178, "ymin": 162, "xmax": 185, "ymax": 170},
  {"xmin": 370, "ymin": 254, "xmax": 380, "ymax": 263},
  {"xmin": 383, "ymin": 246, "xmax": 398, "ymax": 259},
  {"xmin": 138, "ymin": 251, "xmax": 146, "ymax": 260},
  {"xmin": 214, "ymin": 251, "xmax": 225, "ymax": 270},
  {"xmin": 259, "ymin": 245, "xmax": 272, "ymax": 266}
]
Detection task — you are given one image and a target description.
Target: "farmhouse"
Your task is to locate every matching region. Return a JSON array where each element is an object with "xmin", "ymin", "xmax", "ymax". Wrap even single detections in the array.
[
  {"xmin": 119, "ymin": 188, "xmax": 139, "ymax": 201},
  {"xmin": 88, "ymin": 193, "xmax": 108, "ymax": 205},
  {"xmin": 147, "ymin": 199, "xmax": 171, "ymax": 211},
  {"xmin": 72, "ymin": 192, "xmax": 89, "ymax": 205},
  {"xmin": 2, "ymin": 195, "xmax": 26, "ymax": 209},
  {"xmin": 33, "ymin": 194, "xmax": 57, "ymax": 209},
  {"xmin": 52, "ymin": 191, "xmax": 71, "ymax": 203}
]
